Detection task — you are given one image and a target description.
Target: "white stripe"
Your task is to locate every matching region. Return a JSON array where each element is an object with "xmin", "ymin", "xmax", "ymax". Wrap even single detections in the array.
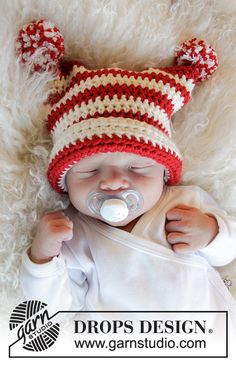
[
  {"xmin": 50, "ymin": 65, "xmax": 195, "ymax": 115},
  {"xmin": 51, "ymin": 95, "xmax": 172, "ymax": 140},
  {"xmin": 50, "ymin": 65, "xmax": 82, "ymax": 94},
  {"xmin": 58, "ymin": 165, "xmax": 75, "ymax": 191},
  {"xmin": 49, "ymin": 117, "xmax": 182, "ymax": 164}
]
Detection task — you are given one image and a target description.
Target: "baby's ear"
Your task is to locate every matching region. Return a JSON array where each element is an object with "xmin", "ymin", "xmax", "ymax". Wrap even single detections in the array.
[
  {"xmin": 16, "ymin": 19, "xmax": 65, "ymax": 74},
  {"xmin": 164, "ymin": 169, "xmax": 169, "ymax": 184}
]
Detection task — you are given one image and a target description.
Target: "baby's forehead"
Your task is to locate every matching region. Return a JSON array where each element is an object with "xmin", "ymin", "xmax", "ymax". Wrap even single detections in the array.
[{"xmin": 74, "ymin": 152, "xmax": 155, "ymax": 167}]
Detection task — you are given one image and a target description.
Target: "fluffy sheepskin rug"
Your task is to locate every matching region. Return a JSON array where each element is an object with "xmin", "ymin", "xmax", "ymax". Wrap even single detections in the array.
[{"xmin": 1, "ymin": 0, "xmax": 236, "ymax": 321}]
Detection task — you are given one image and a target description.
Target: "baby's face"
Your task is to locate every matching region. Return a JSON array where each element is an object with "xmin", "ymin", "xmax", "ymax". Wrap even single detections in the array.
[{"xmin": 66, "ymin": 152, "xmax": 165, "ymax": 227}]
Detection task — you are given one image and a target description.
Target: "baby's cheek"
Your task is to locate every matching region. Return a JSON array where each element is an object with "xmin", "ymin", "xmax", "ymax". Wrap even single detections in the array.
[
  {"xmin": 132, "ymin": 174, "xmax": 151, "ymax": 187},
  {"xmin": 67, "ymin": 182, "xmax": 86, "ymax": 208}
]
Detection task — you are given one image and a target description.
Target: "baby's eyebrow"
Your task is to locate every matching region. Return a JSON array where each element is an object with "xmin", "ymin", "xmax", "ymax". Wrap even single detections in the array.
[{"xmin": 128, "ymin": 158, "xmax": 153, "ymax": 165}]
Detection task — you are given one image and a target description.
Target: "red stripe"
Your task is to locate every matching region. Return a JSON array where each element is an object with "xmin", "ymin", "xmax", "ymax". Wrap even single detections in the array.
[
  {"xmin": 160, "ymin": 65, "xmax": 198, "ymax": 83},
  {"xmin": 47, "ymin": 66, "xmax": 191, "ymax": 131},
  {"xmin": 47, "ymin": 134, "xmax": 182, "ymax": 193},
  {"xmin": 47, "ymin": 84, "xmax": 176, "ymax": 132},
  {"xmin": 52, "ymin": 110, "xmax": 169, "ymax": 136}
]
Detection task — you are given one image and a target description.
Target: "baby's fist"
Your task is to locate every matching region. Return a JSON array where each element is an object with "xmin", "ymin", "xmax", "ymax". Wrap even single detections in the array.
[
  {"xmin": 29, "ymin": 211, "xmax": 73, "ymax": 264},
  {"xmin": 165, "ymin": 204, "xmax": 218, "ymax": 253}
]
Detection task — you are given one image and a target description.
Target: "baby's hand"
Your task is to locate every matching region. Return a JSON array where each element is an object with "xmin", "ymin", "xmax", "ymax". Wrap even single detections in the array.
[
  {"xmin": 165, "ymin": 205, "xmax": 218, "ymax": 253},
  {"xmin": 29, "ymin": 211, "xmax": 73, "ymax": 264}
]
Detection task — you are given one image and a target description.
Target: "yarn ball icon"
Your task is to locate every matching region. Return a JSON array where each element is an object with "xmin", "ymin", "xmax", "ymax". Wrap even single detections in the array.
[{"xmin": 9, "ymin": 300, "xmax": 60, "ymax": 351}]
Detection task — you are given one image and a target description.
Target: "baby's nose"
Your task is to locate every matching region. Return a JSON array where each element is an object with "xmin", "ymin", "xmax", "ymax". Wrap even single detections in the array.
[{"xmin": 99, "ymin": 167, "xmax": 130, "ymax": 191}]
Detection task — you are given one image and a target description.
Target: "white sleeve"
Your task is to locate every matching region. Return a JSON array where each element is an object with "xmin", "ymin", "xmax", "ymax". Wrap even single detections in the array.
[
  {"xmin": 197, "ymin": 187, "xmax": 236, "ymax": 267},
  {"xmin": 20, "ymin": 247, "xmax": 88, "ymax": 315}
]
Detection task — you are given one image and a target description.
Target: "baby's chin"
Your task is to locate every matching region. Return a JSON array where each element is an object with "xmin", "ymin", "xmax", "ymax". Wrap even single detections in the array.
[{"xmin": 100, "ymin": 214, "xmax": 142, "ymax": 228}]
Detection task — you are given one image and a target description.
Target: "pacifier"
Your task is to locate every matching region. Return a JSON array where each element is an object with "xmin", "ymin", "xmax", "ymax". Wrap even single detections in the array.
[{"xmin": 87, "ymin": 190, "xmax": 144, "ymax": 223}]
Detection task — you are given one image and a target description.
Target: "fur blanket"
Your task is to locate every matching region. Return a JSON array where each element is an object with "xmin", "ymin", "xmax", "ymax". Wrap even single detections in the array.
[{"xmin": 1, "ymin": 0, "xmax": 236, "ymax": 319}]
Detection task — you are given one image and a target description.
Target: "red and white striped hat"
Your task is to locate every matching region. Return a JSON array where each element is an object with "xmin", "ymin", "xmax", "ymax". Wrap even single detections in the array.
[{"xmin": 16, "ymin": 19, "xmax": 218, "ymax": 193}]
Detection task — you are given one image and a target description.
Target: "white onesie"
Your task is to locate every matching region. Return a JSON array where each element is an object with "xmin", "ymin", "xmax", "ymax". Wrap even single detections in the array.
[{"xmin": 21, "ymin": 185, "xmax": 236, "ymax": 322}]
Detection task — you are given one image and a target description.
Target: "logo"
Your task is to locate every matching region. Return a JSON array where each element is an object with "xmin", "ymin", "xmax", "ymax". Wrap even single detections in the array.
[{"xmin": 9, "ymin": 300, "xmax": 60, "ymax": 352}]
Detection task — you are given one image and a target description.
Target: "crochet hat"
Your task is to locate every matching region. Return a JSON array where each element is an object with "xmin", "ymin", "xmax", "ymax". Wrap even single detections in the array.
[{"xmin": 16, "ymin": 19, "xmax": 218, "ymax": 193}]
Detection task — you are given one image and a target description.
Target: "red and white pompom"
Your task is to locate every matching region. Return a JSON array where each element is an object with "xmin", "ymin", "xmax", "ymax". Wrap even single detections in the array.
[
  {"xmin": 175, "ymin": 38, "xmax": 218, "ymax": 82},
  {"xmin": 16, "ymin": 19, "xmax": 65, "ymax": 73}
]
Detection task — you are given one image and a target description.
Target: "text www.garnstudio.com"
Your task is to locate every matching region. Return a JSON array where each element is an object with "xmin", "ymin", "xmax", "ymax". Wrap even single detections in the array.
[{"xmin": 74, "ymin": 337, "xmax": 206, "ymax": 351}]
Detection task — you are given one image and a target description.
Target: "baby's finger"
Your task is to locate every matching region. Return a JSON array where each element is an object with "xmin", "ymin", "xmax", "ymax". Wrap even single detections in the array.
[
  {"xmin": 42, "ymin": 211, "xmax": 70, "ymax": 223},
  {"xmin": 171, "ymin": 204, "xmax": 193, "ymax": 210},
  {"xmin": 53, "ymin": 226, "xmax": 74, "ymax": 242},
  {"xmin": 165, "ymin": 220, "xmax": 187, "ymax": 233},
  {"xmin": 167, "ymin": 232, "xmax": 189, "ymax": 244},
  {"xmin": 166, "ymin": 208, "xmax": 188, "ymax": 221},
  {"xmin": 51, "ymin": 218, "xmax": 73, "ymax": 229},
  {"xmin": 172, "ymin": 243, "xmax": 195, "ymax": 254}
]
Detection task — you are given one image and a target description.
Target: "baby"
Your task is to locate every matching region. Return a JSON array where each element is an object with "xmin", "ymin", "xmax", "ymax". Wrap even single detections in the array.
[
  {"xmin": 30, "ymin": 151, "xmax": 219, "ymax": 264},
  {"xmin": 17, "ymin": 21, "xmax": 236, "ymax": 318}
]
